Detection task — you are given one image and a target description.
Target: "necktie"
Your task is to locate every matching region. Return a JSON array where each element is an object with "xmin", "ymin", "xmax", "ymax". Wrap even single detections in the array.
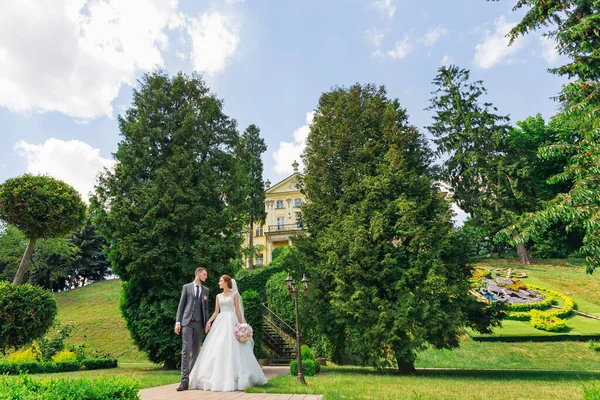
[{"xmin": 195, "ymin": 285, "xmax": 199, "ymax": 299}]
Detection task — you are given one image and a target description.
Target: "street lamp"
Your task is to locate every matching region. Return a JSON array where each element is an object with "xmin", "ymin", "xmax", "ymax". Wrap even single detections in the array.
[{"xmin": 285, "ymin": 273, "xmax": 310, "ymax": 384}]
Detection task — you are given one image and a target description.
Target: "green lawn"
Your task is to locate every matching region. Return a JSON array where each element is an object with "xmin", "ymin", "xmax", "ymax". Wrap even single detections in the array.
[
  {"xmin": 55, "ymin": 279, "xmax": 147, "ymax": 362},
  {"xmin": 247, "ymin": 366, "xmax": 600, "ymax": 400},
  {"xmin": 17, "ymin": 259, "xmax": 600, "ymax": 399}
]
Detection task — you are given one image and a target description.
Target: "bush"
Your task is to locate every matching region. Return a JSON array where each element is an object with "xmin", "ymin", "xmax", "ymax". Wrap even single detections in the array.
[
  {"xmin": 290, "ymin": 359, "xmax": 318, "ymax": 376},
  {"xmin": 8, "ymin": 343, "xmax": 43, "ymax": 363},
  {"xmin": 242, "ymin": 290, "xmax": 264, "ymax": 359},
  {"xmin": 583, "ymin": 380, "xmax": 600, "ymax": 400},
  {"xmin": 301, "ymin": 344, "xmax": 315, "ymax": 361},
  {"xmin": 589, "ymin": 341, "xmax": 600, "ymax": 352},
  {"xmin": 0, "ymin": 358, "xmax": 118, "ymax": 375},
  {"xmin": 266, "ymin": 271, "xmax": 296, "ymax": 327},
  {"xmin": 52, "ymin": 350, "xmax": 77, "ymax": 363},
  {"xmin": 0, "ymin": 281, "xmax": 57, "ymax": 354},
  {"xmin": 236, "ymin": 246, "xmax": 305, "ymax": 295},
  {"xmin": 0, "ymin": 375, "xmax": 139, "ymax": 400},
  {"xmin": 530, "ymin": 310, "xmax": 568, "ymax": 332},
  {"xmin": 37, "ymin": 322, "xmax": 74, "ymax": 361}
]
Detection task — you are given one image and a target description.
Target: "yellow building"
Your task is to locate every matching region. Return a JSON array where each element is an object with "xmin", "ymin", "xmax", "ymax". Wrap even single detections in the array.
[{"xmin": 244, "ymin": 161, "xmax": 306, "ymax": 268}]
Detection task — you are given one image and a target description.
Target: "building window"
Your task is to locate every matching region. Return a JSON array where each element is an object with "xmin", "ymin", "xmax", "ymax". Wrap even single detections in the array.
[
  {"xmin": 276, "ymin": 200, "xmax": 284, "ymax": 209},
  {"xmin": 294, "ymin": 198, "xmax": 302, "ymax": 207},
  {"xmin": 255, "ymin": 225, "xmax": 264, "ymax": 237},
  {"xmin": 255, "ymin": 254, "xmax": 264, "ymax": 266},
  {"xmin": 277, "ymin": 217, "xmax": 285, "ymax": 230}
]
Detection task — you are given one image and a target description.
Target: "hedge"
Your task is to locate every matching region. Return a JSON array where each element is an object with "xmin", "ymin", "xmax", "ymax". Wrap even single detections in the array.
[
  {"xmin": 290, "ymin": 359, "xmax": 318, "ymax": 376},
  {"xmin": 0, "ymin": 375, "xmax": 138, "ymax": 400},
  {"xmin": 242, "ymin": 290, "xmax": 264, "ymax": 358},
  {"xmin": 0, "ymin": 358, "xmax": 118, "ymax": 375}
]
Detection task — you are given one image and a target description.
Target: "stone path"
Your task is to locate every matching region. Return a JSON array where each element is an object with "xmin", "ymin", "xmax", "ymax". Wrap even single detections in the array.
[{"xmin": 139, "ymin": 366, "xmax": 323, "ymax": 400}]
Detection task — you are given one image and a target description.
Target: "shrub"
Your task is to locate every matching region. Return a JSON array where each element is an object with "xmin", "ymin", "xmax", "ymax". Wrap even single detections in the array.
[
  {"xmin": 37, "ymin": 322, "xmax": 74, "ymax": 361},
  {"xmin": 289, "ymin": 359, "xmax": 318, "ymax": 376},
  {"xmin": 8, "ymin": 343, "xmax": 43, "ymax": 363},
  {"xmin": 266, "ymin": 271, "xmax": 296, "ymax": 327},
  {"xmin": 0, "ymin": 358, "xmax": 118, "ymax": 375},
  {"xmin": 530, "ymin": 310, "xmax": 568, "ymax": 332},
  {"xmin": 242, "ymin": 290, "xmax": 264, "ymax": 358},
  {"xmin": 0, "ymin": 375, "xmax": 139, "ymax": 400},
  {"xmin": 52, "ymin": 350, "xmax": 77, "ymax": 363},
  {"xmin": 236, "ymin": 247, "xmax": 304, "ymax": 295},
  {"xmin": 0, "ymin": 281, "xmax": 57, "ymax": 354},
  {"xmin": 583, "ymin": 380, "xmax": 600, "ymax": 400},
  {"xmin": 589, "ymin": 341, "xmax": 600, "ymax": 352},
  {"xmin": 301, "ymin": 344, "xmax": 315, "ymax": 361}
]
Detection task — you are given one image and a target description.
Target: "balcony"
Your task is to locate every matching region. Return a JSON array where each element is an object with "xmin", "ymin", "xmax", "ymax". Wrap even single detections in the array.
[{"xmin": 267, "ymin": 223, "xmax": 305, "ymax": 233}]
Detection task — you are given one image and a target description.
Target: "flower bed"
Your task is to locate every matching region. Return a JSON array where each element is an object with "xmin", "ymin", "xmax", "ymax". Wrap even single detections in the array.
[{"xmin": 505, "ymin": 284, "xmax": 575, "ymax": 331}]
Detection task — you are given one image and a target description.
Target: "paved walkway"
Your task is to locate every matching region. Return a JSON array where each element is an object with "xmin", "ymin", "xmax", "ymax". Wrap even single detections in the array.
[{"xmin": 139, "ymin": 366, "xmax": 323, "ymax": 400}]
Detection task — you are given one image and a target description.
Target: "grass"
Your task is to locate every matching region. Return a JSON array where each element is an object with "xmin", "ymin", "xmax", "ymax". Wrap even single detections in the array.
[
  {"xmin": 54, "ymin": 279, "xmax": 147, "ymax": 362},
  {"xmin": 12, "ymin": 258, "xmax": 600, "ymax": 398},
  {"xmin": 247, "ymin": 366, "xmax": 600, "ymax": 399}
]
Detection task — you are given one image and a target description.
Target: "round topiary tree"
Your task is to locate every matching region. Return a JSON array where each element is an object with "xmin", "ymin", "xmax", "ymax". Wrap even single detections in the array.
[
  {"xmin": 0, "ymin": 281, "xmax": 57, "ymax": 354},
  {"xmin": 0, "ymin": 174, "xmax": 86, "ymax": 285}
]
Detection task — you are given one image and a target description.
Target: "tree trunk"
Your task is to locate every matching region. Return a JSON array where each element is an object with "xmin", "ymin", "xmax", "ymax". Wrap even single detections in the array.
[
  {"xmin": 397, "ymin": 359, "xmax": 417, "ymax": 374},
  {"xmin": 248, "ymin": 221, "xmax": 254, "ymax": 269},
  {"xmin": 512, "ymin": 232, "xmax": 532, "ymax": 265},
  {"xmin": 163, "ymin": 359, "xmax": 177, "ymax": 370},
  {"xmin": 394, "ymin": 347, "xmax": 417, "ymax": 375},
  {"xmin": 13, "ymin": 237, "xmax": 37, "ymax": 285}
]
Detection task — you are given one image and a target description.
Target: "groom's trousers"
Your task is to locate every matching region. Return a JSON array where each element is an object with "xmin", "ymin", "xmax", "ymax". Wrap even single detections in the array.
[{"xmin": 181, "ymin": 321, "xmax": 204, "ymax": 381}]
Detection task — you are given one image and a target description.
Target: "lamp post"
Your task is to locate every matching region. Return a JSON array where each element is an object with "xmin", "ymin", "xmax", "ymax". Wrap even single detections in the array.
[{"xmin": 285, "ymin": 273, "xmax": 310, "ymax": 384}]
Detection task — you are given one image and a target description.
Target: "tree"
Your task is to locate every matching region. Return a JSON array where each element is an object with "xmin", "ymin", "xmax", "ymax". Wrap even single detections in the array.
[
  {"xmin": 70, "ymin": 218, "xmax": 111, "ymax": 287},
  {"xmin": 0, "ymin": 175, "xmax": 86, "ymax": 285},
  {"xmin": 0, "ymin": 281, "xmax": 57, "ymax": 354},
  {"xmin": 91, "ymin": 71, "xmax": 247, "ymax": 368},
  {"xmin": 300, "ymin": 84, "xmax": 503, "ymax": 373},
  {"xmin": 426, "ymin": 65, "xmax": 538, "ymax": 263},
  {"xmin": 501, "ymin": 0, "xmax": 600, "ymax": 272},
  {"xmin": 237, "ymin": 125, "xmax": 267, "ymax": 268}
]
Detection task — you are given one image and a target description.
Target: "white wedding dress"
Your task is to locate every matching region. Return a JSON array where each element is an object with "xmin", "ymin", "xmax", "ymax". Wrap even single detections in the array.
[{"xmin": 189, "ymin": 290, "xmax": 268, "ymax": 391}]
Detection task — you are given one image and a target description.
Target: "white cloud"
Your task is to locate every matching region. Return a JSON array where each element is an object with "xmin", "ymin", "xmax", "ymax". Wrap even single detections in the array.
[
  {"xmin": 188, "ymin": 11, "xmax": 240, "ymax": 76},
  {"xmin": 474, "ymin": 16, "xmax": 524, "ymax": 69},
  {"xmin": 365, "ymin": 28, "xmax": 384, "ymax": 57},
  {"xmin": 175, "ymin": 51, "xmax": 187, "ymax": 60},
  {"xmin": 441, "ymin": 55, "xmax": 452, "ymax": 65},
  {"xmin": 387, "ymin": 36, "xmax": 412, "ymax": 59},
  {"xmin": 371, "ymin": 0, "xmax": 395, "ymax": 18},
  {"xmin": 539, "ymin": 36, "xmax": 560, "ymax": 65},
  {"xmin": 423, "ymin": 26, "xmax": 447, "ymax": 46},
  {"xmin": 15, "ymin": 138, "xmax": 114, "ymax": 202},
  {"xmin": 0, "ymin": 0, "xmax": 182, "ymax": 120},
  {"xmin": 273, "ymin": 111, "xmax": 316, "ymax": 176}
]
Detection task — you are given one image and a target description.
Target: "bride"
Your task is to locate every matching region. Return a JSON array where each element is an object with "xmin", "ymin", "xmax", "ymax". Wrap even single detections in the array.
[{"xmin": 189, "ymin": 274, "xmax": 268, "ymax": 391}]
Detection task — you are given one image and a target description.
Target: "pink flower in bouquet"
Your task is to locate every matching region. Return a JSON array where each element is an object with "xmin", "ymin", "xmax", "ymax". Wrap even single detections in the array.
[{"xmin": 235, "ymin": 323, "xmax": 253, "ymax": 343}]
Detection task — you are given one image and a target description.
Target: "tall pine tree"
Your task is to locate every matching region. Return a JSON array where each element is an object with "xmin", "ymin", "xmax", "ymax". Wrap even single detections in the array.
[
  {"xmin": 91, "ymin": 71, "xmax": 247, "ymax": 367},
  {"xmin": 300, "ymin": 83, "xmax": 502, "ymax": 373}
]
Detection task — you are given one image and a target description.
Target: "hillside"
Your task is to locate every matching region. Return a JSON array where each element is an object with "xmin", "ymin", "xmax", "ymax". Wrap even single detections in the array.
[{"xmin": 55, "ymin": 279, "xmax": 148, "ymax": 362}]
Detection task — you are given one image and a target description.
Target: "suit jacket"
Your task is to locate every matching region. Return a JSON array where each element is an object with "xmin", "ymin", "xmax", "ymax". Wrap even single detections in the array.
[{"xmin": 176, "ymin": 281, "xmax": 209, "ymax": 327}]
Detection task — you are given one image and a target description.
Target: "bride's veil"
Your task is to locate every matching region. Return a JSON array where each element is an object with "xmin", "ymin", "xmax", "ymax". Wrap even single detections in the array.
[{"xmin": 231, "ymin": 279, "xmax": 246, "ymax": 323}]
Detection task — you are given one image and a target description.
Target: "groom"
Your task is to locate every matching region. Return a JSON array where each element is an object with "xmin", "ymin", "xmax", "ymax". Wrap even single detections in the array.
[{"xmin": 174, "ymin": 267, "xmax": 210, "ymax": 391}]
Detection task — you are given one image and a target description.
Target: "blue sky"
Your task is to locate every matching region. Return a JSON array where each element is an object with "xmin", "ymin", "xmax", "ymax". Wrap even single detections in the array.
[{"xmin": 0, "ymin": 0, "xmax": 567, "ymax": 220}]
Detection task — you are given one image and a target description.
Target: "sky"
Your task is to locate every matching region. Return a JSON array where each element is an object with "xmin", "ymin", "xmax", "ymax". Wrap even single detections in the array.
[{"xmin": 0, "ymin": 0, "xmax": 569, "ymax": 223}]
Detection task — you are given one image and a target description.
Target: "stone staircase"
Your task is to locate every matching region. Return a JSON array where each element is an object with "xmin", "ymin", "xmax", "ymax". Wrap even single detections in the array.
[{"xmin": 262, "ymin": 305, "xmax": 297, "ymax": 365}]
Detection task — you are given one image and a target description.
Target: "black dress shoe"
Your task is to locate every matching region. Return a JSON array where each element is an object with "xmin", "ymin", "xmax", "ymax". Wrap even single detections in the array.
[{"xmin": 176, "ymin": 380, "xmax": 189, "ymax": 391}]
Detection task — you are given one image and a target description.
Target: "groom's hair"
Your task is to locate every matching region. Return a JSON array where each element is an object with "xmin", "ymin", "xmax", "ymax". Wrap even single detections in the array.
[{"xmin": 195, "ymin": 267, "xmax": 207, "ymax": 275}]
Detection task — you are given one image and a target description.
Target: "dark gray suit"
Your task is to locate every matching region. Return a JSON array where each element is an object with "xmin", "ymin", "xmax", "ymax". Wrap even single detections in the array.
[{"xmin": 176, "ymin": 281, "xmax": 209, "ymax": 382}]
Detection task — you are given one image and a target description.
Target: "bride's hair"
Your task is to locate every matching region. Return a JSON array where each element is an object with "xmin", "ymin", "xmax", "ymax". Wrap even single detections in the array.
[{"xmin": 220, "ymin": 274, "xmax": 233, "ymax": 289}]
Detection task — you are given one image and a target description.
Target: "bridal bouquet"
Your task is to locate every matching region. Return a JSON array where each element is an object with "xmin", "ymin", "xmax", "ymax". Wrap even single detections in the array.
[{"xmin": 235, "ymin": 323, "xmax": 253, "ymax": 343}]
